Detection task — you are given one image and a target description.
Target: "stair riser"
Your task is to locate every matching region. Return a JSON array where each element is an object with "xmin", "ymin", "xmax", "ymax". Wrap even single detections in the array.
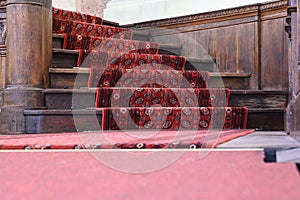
[
  {"xmin": 50, "ymin": 72, "xmax": 248, "ymax": 90},
  {"xmin": 24, "ymin": 110, "xmax": 284, "ymax": 133},
  {"xmin": 247, "ymin": 111, "xmax": 284, "ymax": 131},
  {"xmin": 25, "ymin": 112, "xmax": 102, "ymax": 134},
  {"xmin": 185, "ymin": 61, "xmax": 215, "ymax": 72},
  {"xmin": 45, "ymin": 92, "xmax": 95, "ymax": 109},
  {"xmin": 50, "ymin": 73, "xmax": 88, "ymax": 89},
  {"xmin": 53, "ymin": 52, "xmax": 78, "ymax": 68},
  {"xmin": 45, "ymin": 89, "xmax": 288, "ymax": 110},
  {"xmin": 229, "ymin": 93, "xmax": 288, "ymax": 109},
  {"xmin": 208, "ymin": 76, "xmax": 250, "ymax": 90},
  {"xmin": 132, "ymin": 34, "xmax": 150, "ymax": 41},
  {"xmin": 53, "ymin": 37, "xmax": 181, "ymax": 56}
]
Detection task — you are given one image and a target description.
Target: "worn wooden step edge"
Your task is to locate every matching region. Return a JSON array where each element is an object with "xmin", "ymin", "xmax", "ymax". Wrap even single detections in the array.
[
  {"xmin": 53, "ymin": 30, "xmax": 149, "ymax": 38},
  {"xmin": 230, "ymin": 90, "xmax": 288, "ymax": 95},
  {"xmin": 52, "ymin": 48, "xmax": 214, "ymax": 62},
  {"xmin": 228, "ymin": 90, "xmax": 288, "ymax": 109},
  {"xmin": 53, "ymin": 48, "xmax": 79, "ymax": 55},
  {"xmin": 49, "ymin": 68, "xmax": 251, "ymax": 78},
  {"xmin": 52, "ymin": 44, "xmax": 182, "ymax": 53},
  {"xmin": 209, "ymin": 73, "xmax": 252, "ymax": 78},
  {"xmin": 49, "ymin": 67, "xmax": 89, "ymax": 74},
  {"xmin": 102, "ymin": 19, "xmax": 120, "ymax": 27},
  {"xmin": 24, "ymin": 107, "xmax": 284, "ymax": 115},
  {"xmin": 248, "ymin": 108, "xmax": 285, "ymax": 113},
  {"xmin": 44, "ymin": 88, "xmax": 95, "ymax": 94},
  {"xmin": 52, "ymin": 34, "xmax": 176, "ymax": 48},
  {"xmin": 23, "ymin": 109, "xmax": 101, "ymax": 115}
]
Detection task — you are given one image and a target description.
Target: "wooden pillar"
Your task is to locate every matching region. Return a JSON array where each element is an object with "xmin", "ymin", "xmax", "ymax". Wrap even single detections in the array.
[
  {"xmin": 0, "ymin": 0, "xmax": 6, "ymax": 90},
  {"xmin": 0, "ymin": 0, "xmax": 52, "ymax": 134},
  {"xmin": 286, "ymin": 0, "xmax": 300, "ymax": 142}
]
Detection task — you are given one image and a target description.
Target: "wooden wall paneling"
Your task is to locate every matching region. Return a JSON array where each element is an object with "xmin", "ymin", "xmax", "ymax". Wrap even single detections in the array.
[
  {"xmin": 260, "ymin": 17, "xmax": 289, "ymax": 90},
  {"xmin": 135, "ymin": 1, "xmax": 289, "ymax": 91}
]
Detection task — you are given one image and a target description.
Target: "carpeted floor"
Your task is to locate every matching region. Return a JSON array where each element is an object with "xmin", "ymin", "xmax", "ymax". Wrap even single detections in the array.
[{"xmin": 0, "ymin": 150, "xmax": 299, "ymax": 199}]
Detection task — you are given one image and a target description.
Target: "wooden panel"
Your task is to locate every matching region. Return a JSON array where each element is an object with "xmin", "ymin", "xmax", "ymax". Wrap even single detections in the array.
[
  {"xmin": 24, "ymin": 109, "xmax": 102, "ymax": 133},
  {"xmin": 261, "ymin": 17, "xmax": 289, "ymax": 90},
  {"xmin": 247, "ymin": 109, "xmax": 285, "ymax": 131}
]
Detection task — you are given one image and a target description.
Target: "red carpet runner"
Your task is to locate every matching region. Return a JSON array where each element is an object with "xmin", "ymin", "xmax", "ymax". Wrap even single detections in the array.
[{"xmin": 0, "ymin": 129, "xmax": 254, "ymax": 149}]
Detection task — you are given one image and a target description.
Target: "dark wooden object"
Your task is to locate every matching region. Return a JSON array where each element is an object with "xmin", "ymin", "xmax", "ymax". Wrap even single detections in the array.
[
  {"xmin": 0, "ymin": 0, "xmax": 52, "ymax": 134},
  {"xmin": 286, "ymin": 0, "xmax": 300, "ymax": 140}
]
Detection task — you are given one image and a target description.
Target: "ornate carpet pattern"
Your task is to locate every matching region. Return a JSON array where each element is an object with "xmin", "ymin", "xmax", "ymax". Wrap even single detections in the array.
[
  {"xmin": 95, "ymin": 88, "xmax": 230, "ymax": 108},
  {"xmin": 101, "ymin": 107, "xmax": 248, "ymax": 131},
  {"xmin": 88, "ymin": 68, "xmax": 210, "ymax": 88},
  {"xmin": 53, "ymin": 7, "xmax": 103, "ymax": 24}
]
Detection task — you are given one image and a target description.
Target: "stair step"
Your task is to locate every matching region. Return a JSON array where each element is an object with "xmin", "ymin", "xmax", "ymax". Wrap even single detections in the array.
[
  {"xmin": 52, "ymin": 48, "xmax": 215, "ymax": 71},
  {"xmin": 158, "ymin": 44, "xmax": 182, "ymax": 55},
  {"xmin": 186, "ymin": 58, "xmax": 216, "ymax": 72},
  {"xmin": 49, "ymin": 68, "xmax": 251, "ymax": 89},
  {"xmin": 49, "ymin": 68, "xmax": 89, "ymax": 89},
  {"xmin": 52, "ymin": 34, "xmax": 182, "ymax": 56},
  {"xmin": 44, "ymin": 88, "xmax": 230, "ymax": 110},
  {"xmin": 44, "ymin": 89, "xmax": 96, "ymax": 110},
  {"xmin": 52, "ymin": 48, "xmax": 78, "ymax": 68},
  {"xmin": 208, "ymin": 73, "xmax": 252, "ymax": 90},
  {"xmin": 102, "ymin": 19, "xmax": 119, "ymax": 27},
  {"xmin": 247, "ymin": 108, "xmax": 285, "ymax": 131},
  {"xmin": 24, "ymin": 107, "xmax": 284, "ymax": 134},
  {"xmin": 24, "ymin": 109, "xmax": 102, "ymax": 134},
  {"xmin": 132, "ymin": 30, "xmax": 150, "ymax": 41},
  {"xmin": 45, "ymin": 88, "xmax": 287, "ymax": 111},
  {"xmin": 229, "ymin": 90, "xmax": 288, "ymax": 109}
]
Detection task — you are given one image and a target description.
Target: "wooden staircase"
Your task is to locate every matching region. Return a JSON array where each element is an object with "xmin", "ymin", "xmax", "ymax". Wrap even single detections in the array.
[
  {"xmin": 0, "ymin": 1, "xmax": 289, "ymax": 135},
  {"xmin": 23, "ymin": 29, "xmax": 287, "ymax": 133}
]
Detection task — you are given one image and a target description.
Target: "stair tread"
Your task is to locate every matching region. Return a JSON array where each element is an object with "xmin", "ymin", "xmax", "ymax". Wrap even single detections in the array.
[
  {"xmin": 53, "ymin": 48, "xmax": 79, "ymax": 54},
  {"xmin": 49, "ymin": 67, "xmax": 251, "ymax": 77},
  {"xmin": 248, "ymin": 108, "xmax": 285, "ymax": 112},
  {"xmin": 24, "ymin": 109, "xmax": 100, "ymax": 115},
  {"xmin": 102, "ymin": 19, "xmax": 119, "ymax": 26},
  {"xmin": 132, "ymin": 30, "xmax": 150, "ymax": 36},
  {"xmin": 49, "ymin": 67, "xmax": 89, "ymax": 73},
  {"xmin": 230, "ymin": 90, "xmax": 288, "ymax": 95},
  {"xmin": 52, "ymin": 49, "xmax": 216, "ymax": 64}
]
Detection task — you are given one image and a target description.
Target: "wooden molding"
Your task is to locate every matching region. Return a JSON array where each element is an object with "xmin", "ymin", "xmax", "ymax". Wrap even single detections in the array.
[{"xmin": 132, "ymin": 0, "xmax": 288, "ymax": 28}]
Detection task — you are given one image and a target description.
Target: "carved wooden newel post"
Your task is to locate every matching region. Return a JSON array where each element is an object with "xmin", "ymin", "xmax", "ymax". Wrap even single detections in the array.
[
  {"xmin": 0, "ymin": 0, "xmax": 52, "ymax": 134},
  {"xmin": 285, "ymin": 0, "xmax": 300, "ymax": 142}
]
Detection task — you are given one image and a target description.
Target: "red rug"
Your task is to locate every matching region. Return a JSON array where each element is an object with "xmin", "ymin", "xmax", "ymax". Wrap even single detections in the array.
[
  {"xmin": 88, "ymin": 68, "xmax": 210, "ymax": 88},
  {"xmin": 101, "ymin": 107, "xmax": 248, "ymax": 130},
  {"xmin": 62, "ymin": 35, "xmax": 161, "ymax": 67},
  {"xmin": 0, "ymin": 129, "xmax": 254, "ymax": 150},
  {"xmin": 53, "ymin": 7, "xmax": 103, "ymax": 24},
  {"xmin": 81, "ymin": 52, "xmax": 186, "ymax": 70},
  {"xmin": 95, "ymin": 87, "xmax": 230, "ymax": 108}
]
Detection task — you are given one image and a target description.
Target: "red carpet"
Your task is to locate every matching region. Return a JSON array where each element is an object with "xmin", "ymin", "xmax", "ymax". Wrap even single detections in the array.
[
  {"xmin": 0, "ymin": 129, "xmax": 254, "ymax": 149},
  {"xmin": 53, "ymin": 7, "xmax": 103, "ymax": 24},
  {"xmin": 0, "ymin": 150, "xmax": 299, "ymax": 199},
  {"xmin": 88, "ymin": 68, "xmax": 210, "ymax": 88}
]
